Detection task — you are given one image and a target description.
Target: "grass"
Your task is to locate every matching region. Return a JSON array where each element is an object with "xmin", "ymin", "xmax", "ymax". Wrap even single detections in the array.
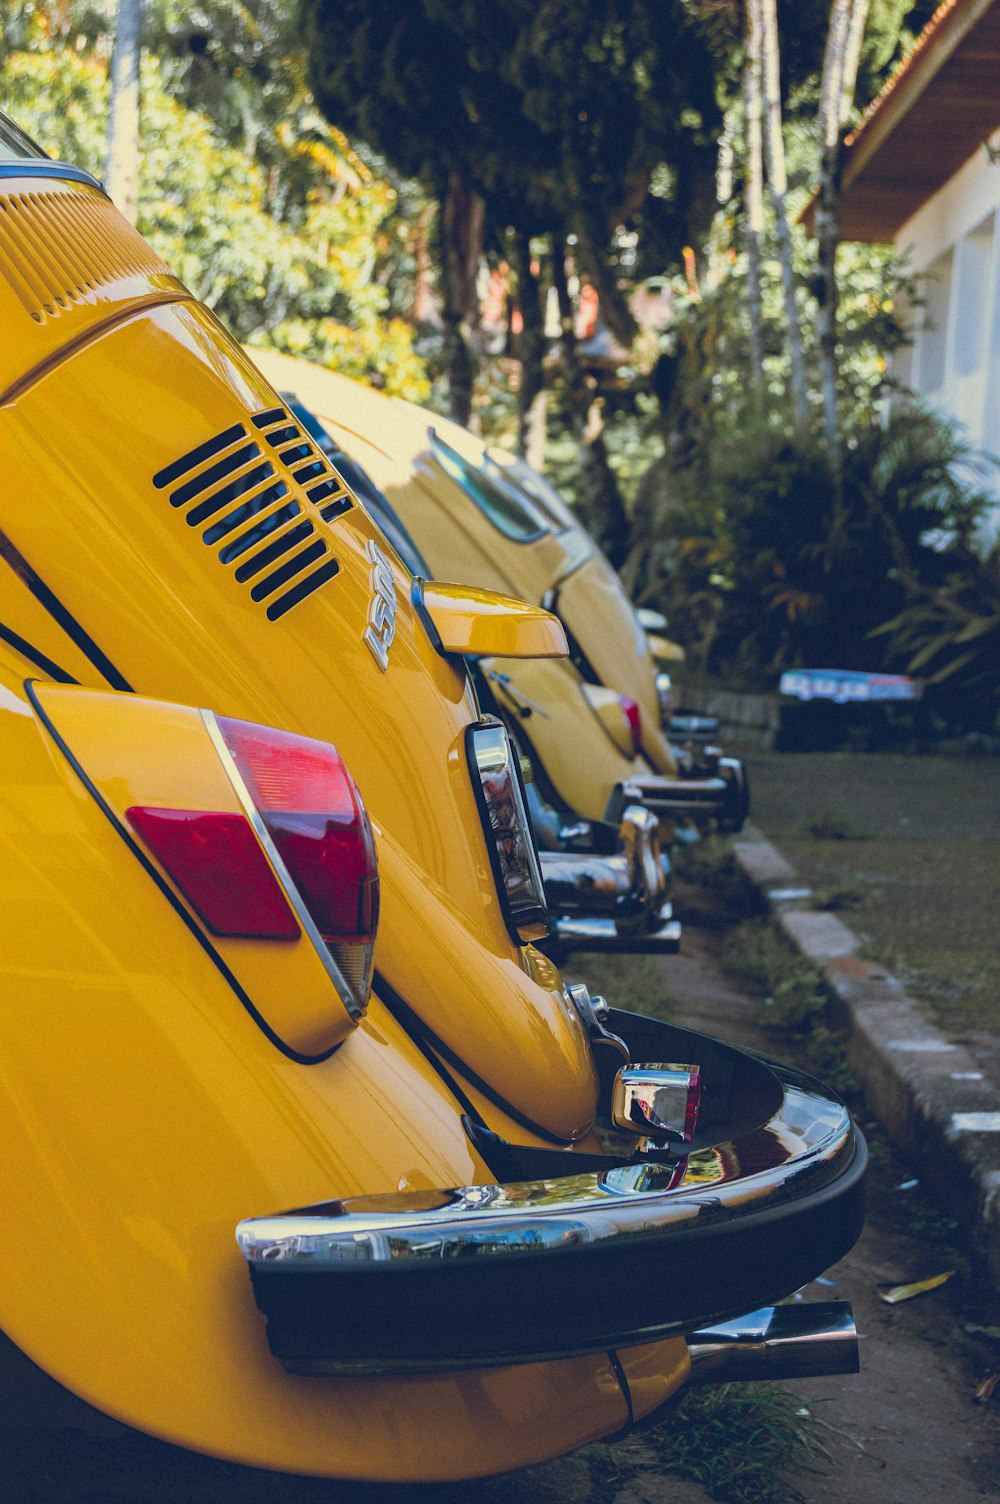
[
  {"xmin": 589, "ymin": 1382, "xmax": 823, "ymax": 1504},
  {"xmin": 744, "ymin": 751, "xmax": 1000, "ymax": 1048},
  {"xmin": 720, "ymin": 917, "xmax": 855, "ymax": 1093}
]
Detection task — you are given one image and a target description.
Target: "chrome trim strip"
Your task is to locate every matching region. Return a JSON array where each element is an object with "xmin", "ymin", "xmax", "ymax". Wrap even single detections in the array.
[
  {"xmin": 236, "ymin": 1065, "xmax": 854, "ymax": 1265},
  {"xmin": 199, "ymin": 707, "xmax": 363, "ymax": 1024},
  {"xmin": 0, "ymin": 161, "xmax": 106, "ymax": 193},
  {"xmin": 551, "ymin": 913, "xmax": 682, "ymax": 954}
]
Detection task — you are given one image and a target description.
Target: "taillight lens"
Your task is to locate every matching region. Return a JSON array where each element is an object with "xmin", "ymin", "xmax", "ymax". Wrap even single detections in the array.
[
  {"xmin": 125, "ymin": 808, "xmax": 300, "ymax": 939},
  {"xmin": 216, "ymin": 717, "xmax": 379, "ymax": 947},
  {"xmin": 467, "ymin": 720, "xmax": 549, "ymax": 945},
  {"xmin": 128, "ymin": 713, "xmax": 379, "ymax": 1018},
  {"xmin": 620, "ymin": 696, "xmax": 642, "ymax": 756}
]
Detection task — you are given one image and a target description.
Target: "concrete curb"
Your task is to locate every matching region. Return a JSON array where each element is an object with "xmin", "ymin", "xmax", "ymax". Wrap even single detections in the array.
[{"xmin": 732, "ymin": 822, "xmax": 1000, "ymax": 1288}]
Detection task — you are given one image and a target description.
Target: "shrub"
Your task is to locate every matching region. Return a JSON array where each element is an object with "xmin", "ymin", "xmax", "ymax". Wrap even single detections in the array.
[{"xmin": 626, "ymin": 406, "xmax": 996, "ymax": 696}]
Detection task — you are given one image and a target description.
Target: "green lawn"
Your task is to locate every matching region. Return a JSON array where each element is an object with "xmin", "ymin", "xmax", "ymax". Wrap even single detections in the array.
[{"xmin": 744, "ymin": 752, "xmax": 1000, "ymax": 1050}]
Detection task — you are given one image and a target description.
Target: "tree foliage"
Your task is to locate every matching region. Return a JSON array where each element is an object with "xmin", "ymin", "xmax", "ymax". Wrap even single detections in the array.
[
  {"xmin": 1, "ymin": 1, "xmax": 430, "ymax": 396},
  {"xmin": 300, "ymin": 0, "xmax": 722, "ymax": 344}
]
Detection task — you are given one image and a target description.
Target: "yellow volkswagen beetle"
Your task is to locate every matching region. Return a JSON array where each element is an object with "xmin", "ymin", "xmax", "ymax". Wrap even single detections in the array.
[
  {"xmin": 247, "ymin": 347, "xmax": 748, "ymax": 832},
  {"xmin": 0, "ymin": 116, "xmax": 863, "ymax": 1482}
]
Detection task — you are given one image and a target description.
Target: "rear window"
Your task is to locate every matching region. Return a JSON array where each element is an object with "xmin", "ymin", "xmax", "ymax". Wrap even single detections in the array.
[
  {"xmin": 484, "ymin": 450, "xmax": 576, "ymax": 534},
  {"xmin": 429, "ymin": 429, "xmax": 548, "ymax": 544},
  {"xmin": 0, "ymin": 112, "xmax": 47, "ymax": 162}
]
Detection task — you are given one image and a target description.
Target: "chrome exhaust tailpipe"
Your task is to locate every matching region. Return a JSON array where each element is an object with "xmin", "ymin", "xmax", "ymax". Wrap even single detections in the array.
[{"xmin": 687, "ymin": 1303, "xmax": 859, "ymax": 1384}]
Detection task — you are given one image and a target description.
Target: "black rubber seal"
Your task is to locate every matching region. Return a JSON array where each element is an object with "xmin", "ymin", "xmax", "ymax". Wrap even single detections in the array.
[
  {"xmin": 0, "ymin": 530, "xmax": 132, "ymax": 691},
  {"xmin": 373, "ymin": 972, "xmax": 576, "ymax": 1146},
  {"xmin": 0, "ymin": 619, "xmax": 76, "ymax": 683}
]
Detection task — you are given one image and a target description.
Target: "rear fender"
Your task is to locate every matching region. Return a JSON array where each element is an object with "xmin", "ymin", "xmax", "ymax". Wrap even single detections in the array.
[{"xmin": 0, "ymin": 664, "xmax": 683, "ymax": 1477}]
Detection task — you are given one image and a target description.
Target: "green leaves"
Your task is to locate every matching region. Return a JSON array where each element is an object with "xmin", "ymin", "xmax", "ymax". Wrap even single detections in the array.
[{"xmin": 3, "ymin": 7, "xmax": 429, "ymax": 392}]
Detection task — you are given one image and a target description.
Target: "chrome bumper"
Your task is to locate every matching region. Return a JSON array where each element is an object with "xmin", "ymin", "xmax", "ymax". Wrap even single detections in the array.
[
  {"xmin": 609, "ymin": 755, "xmax": 749, "ymax": 833},
  {"xmin": 549, "ymin": 905, "xmax": 682, "ymax": 954},
  {"xmin": 236, "ymin": 1009, "xmax": 866, "ymax": 1375},
  {"xmin": 539, "ymin": 804, "xmax": 680, "ymax": 954}
]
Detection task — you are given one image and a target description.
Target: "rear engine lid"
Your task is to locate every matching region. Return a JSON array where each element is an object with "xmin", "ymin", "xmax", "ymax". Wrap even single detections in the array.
[{"xmin": 0, "ymin": 290, "xmax": 597, "ymax": 1142}]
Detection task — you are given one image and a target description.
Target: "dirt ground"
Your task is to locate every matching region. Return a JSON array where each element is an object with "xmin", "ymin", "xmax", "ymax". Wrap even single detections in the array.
[{"xmin": 1, "ymin": 914, "xmax": 997, "ymax": 1502}]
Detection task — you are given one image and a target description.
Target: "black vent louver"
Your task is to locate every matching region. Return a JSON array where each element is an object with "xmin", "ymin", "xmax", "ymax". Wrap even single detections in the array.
[{"xmin": 153, "ymin": 406, "xmax": 355, "ymax": 622}]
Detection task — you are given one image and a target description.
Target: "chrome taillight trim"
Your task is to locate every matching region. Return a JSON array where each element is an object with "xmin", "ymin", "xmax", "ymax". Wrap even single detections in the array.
[
  {"xmin": 466, "ymin": 717, "xmax": 549, "ymax": 945},
  {"xmin": 200, "ymin": 707, "xmax": 364, "ymax": 1024}
]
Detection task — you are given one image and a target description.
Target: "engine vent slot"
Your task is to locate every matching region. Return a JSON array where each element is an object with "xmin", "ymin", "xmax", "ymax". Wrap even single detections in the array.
[
  {"xmin": 252, "ymin": 404, "xmax": 355, "ymax": 525},
  {"xmin": 154, "ymin": 406, "xmax": 359, "ymax": 620},
  {"xmin": 0, "ymin": 187, "xmax": 182, "ymax": 323}
]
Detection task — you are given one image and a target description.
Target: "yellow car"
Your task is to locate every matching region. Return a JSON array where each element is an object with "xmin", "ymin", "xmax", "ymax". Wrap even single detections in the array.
[
  {"xmin": 0, "ymin": 117, "xmax": 863, "ymax": 1481},
  {"xmin": 247, "ymin": 348, "xmax": 749, "ymax": 832}
]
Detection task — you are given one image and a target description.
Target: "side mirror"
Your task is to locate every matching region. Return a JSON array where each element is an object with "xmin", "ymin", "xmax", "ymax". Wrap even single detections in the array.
[
  {"xmin": 413, "ymin": 580, "xmax": 568, "ymax": 660},
  {"xmin": 647, "ymin": 633, "xmax": 686, "ymax": 665}
]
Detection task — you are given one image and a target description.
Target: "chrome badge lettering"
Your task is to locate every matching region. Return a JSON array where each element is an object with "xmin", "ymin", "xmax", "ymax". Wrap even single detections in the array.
[{"xmin": 363, "ymin": 539, "xmax": 397, "ymax": 671}]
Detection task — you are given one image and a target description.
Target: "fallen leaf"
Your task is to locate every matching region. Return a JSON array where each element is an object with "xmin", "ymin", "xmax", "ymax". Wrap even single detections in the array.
[
  {"xmin": 879, "ymin": 1270, "xmax": 955, "ymax": 1305},
  {"xmin": 964, "ymin": 1323, "xmax": 1000, "ymax": 1343},
  {"xmin": 974, "ymin": 1373, "xmax": 999, "ymax": 1404}
]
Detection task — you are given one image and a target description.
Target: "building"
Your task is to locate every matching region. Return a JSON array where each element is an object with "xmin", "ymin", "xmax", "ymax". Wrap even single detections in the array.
[{"xmin": 838, "ymin": 0, "xmax": 1000, "ymax": 527}]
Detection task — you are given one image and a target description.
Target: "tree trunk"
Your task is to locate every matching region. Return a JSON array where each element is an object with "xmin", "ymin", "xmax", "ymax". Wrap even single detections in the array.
[
  {"xmin": 758, "ymin": 0, "xmax": 809, "ymax": 434},
  {"xmin": 103, "ymin": 0, "xmax": 144, "ymax": 223},
  {"xmin": 411, "ymin": 202, "xmax": 434, "ymax": 324},
  {"xmin": 440, "ymin": 167, "xmax": 484, "ymax": 426},
  {"xmin": 552, "ymin": 245, "xmax": 630, "ymax": 566},
  {"xmin": 513, "ymin": 229, "xmax": 547, "ymax": 461},
  {"xmin": 816, "ymin": 0, "xmax": 871, "ymax": 469},
  {"xmin": 743, "ymin": 0, "xmax": 766, "ymax": 410}
]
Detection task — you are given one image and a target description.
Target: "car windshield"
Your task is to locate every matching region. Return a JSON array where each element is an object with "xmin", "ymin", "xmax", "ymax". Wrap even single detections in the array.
[
  {"xmin": 0, "ymin": 111, "xmax": 48, "ymax": 162},
  {"xmin": 428, "ymin": 429, "xmax": 548, "ymax": 544}
]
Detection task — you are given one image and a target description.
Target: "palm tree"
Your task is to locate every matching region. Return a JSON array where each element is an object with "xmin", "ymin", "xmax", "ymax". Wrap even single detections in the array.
[
  {"xmin": 104, "ymin": 0, "xmax": 144, "ymax": 221},
  {"xmin": 816, "ymin": 0, "xmax": 872, "ymax": 468}
]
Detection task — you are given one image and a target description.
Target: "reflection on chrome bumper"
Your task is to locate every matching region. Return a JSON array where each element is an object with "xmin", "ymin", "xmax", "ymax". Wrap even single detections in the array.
[
  {"xmin": 540, "ymin": 804, "xmax": 675, "ymax": 949},
  {"xmin": 551, "ymin": 905, "xmax": 681, "ymax": 954},
  {"xmin": 236, "ymin": 1010, "xmax": 866, "ymax": 1375}
]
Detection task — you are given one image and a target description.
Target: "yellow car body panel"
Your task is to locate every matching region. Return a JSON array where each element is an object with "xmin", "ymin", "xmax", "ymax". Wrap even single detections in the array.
[
  {"xmin": 0, "ymin": 653, "xmax": 689, "ymax": 1475},
  {"xmin": 486, "ymin": 654, "xmax": 647, "ymax": 821},
  {"xmin": 0, "ymin": 287, "xmax": 596, "ymax": 1143},
  {"xmin": 246, "ymin": 349, "xmax": 680, "ymax": 812}
]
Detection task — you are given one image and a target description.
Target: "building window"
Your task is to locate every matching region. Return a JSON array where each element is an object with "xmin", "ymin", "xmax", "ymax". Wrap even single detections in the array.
[
  {"xmin": 953, "ymin": 213, "xmax": 994, "ymax": 379},
  {"xmin": 918, "ymin": 249, "xmax": 953, "ymax": 395}
]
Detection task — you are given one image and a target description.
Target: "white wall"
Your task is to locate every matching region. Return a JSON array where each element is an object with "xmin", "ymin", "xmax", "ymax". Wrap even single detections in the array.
[{"xmin": 896, "ymin": 130, "xmax": 1000, "ymax": 540}]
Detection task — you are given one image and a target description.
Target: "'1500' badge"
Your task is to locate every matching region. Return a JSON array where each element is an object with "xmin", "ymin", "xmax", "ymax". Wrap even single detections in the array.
[{"xmin": 364, "ymin": 539, "xmax": 397, "ymax": 671}]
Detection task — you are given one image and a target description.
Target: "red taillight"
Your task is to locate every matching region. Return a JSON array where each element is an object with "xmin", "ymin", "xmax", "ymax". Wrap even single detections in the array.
[
  {"xmin": 127, "ymin": 715, "xmax": 379, "ymax": 1016},
  {"xmin": 126, "ymin": 807, "xmax": 300, "ymax": 939},
  {"xmin": 216, "ymin": 718, "xmax": 379, "ymax": 945},
  {"xmin": 620, "ymin": 696, "xmax": 642, "ymax": 756}
]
